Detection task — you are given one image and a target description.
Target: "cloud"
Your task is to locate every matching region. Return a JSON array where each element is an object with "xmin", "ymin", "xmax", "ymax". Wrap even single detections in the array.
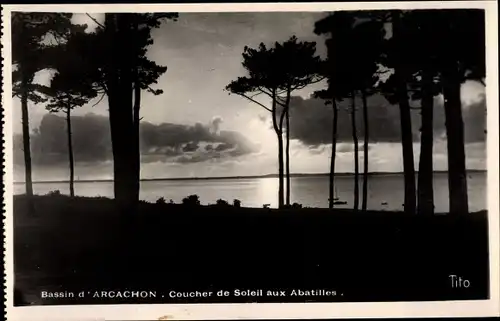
[
  {"xmin": 286, "ymin": 93, "xmax": 486, "ymax": 147},
  {"xmin": 210, "ymin": 116, "xmax": 223, "ymax": 134},
  {"xmin": 13, "ymin": 113, "xmax": 260, "ymax": 166}
]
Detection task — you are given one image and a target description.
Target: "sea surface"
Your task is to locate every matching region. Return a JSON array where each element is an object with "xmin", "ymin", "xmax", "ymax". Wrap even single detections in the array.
[{"xmin": 13, "ymin": 172, "xmax": 487, "ymax": 212}]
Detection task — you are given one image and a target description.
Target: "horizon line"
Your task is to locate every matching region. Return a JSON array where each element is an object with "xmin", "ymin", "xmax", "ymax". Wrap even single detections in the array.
[{"xmin": 12, "ymin": 169, "xmax": 486, "ymax": 184}]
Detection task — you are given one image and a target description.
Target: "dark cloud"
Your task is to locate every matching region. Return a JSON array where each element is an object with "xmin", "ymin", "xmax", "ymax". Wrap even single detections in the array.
[
  {"xmin": 215, "ymin": 143, "xmax": 234, "ymax": 151},
  {"xmin": 285, "ymin": 94, "xmax": 486, "ymax": 147},
  {"xmin": 152, "ymin": 12, "xmax": 328, "ymax": 56},
  {"xmin": 13, "ymin": 113, "xmax": 260, "ymax": 166},
  {"xmin": 182, "ymin": 142, "xmax": 200, "ymax": 152}
]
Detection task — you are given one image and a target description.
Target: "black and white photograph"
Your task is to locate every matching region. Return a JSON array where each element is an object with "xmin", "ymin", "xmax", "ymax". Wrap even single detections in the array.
[{"xmin": 2, "ymin": 1, "xmax": 499, "ymax": 319}]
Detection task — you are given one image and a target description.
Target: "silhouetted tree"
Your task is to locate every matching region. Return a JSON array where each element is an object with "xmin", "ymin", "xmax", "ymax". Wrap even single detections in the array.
[
  {"xmin": 33, "ymin": 24, "xmax": 97, "ymax": 197},
  {"xmin": 314, "ymin": 13, "xmax": 352, "ymax": 209},
  {"xmin": 313, "ymin": 90, "xmax": 341, "ymax": 209},
  {"xmin": 416, "ymin": 69, "xmax": 436, "ymax": 214},
  {"xmin": 43, "ymin": 64, "xmax": 98, "ymax": 196},
  {"xmin": 360, "ymin": 90, "xmax": 369, "ymax": 210},
  {"xmin": 66, "ymin": 13, "xmax": 178, "ymax": 211},
  {"xmin": 391, "ymin": 9, "xmax": 485, "ymax": 215},
  {"xmin": 226, "ymin": 43, "xmax": 285, "ymax": 207},
  {"xmin": 226, "ymin": 36, "xmax": 322, "ymax": 208},
  {"xmin": 314, "ymin": 12, "xmax": 384, "ymax": 210},
  {"xmin": 274, "ymin": 37, "xmax": 323, "ymax": 205},
  {"xmin": 430, "ymin": 10, "xmax": 485, "ymax": 214},
  {"xmin": 11, "ymin": 12, "xmax": 74, "ymax": 200},
  {"xmin": 399, "ymin": 11, "xmax": 442, "ymax": 215},
  {"xmin": 389, "ymin": 11, "xmax": 418, "ymax": 215},
  {"xmin": 350, "ymin": 93, "xmax": 360, "ymax": 210},
  {"xmin": 349, "ymin": 19, "xmax": 383, "ymax": 211},
  {"xmin": 372, "ymin": 10, "xmax": 417, "ymax": 215}
]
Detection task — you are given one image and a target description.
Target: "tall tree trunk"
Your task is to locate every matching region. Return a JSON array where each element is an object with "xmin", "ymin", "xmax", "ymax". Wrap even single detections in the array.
[
  {"xmin": 20, "ymin": 73, "xmax": 33, "ymax": 198},
  {"xmin": 285, "ymin": 89, "xmax": 291, "ymax": 206},
  {"xmin": 442, "ymin": 65, "xmax": 469, "ymax": 215},
  {"xmin": 392, "ymin": 11, "xmax": 417, "ymax": 215},
  {"xmin": 351, "ymin": 92, "xmax": 359, "ymax": 211},
  {"xmin": 271, "ymin": 89, "xmax": 284, "ymax": 208},
  {"xmin": 417, "ymin": 69, "xmax": 434, "ymax": 215},
  {"xmin": 329, "ymin": 99, "xmax": 339, "ymax": 209},
  {"xmin": 277, "ymin": 133, "xmax": 285, "ymax": 209},
  {"xmin": 285, "ymin": 110, "xmax": 290, "ymax": 206},
  {"xmin": 105, "ymin": 13, "xmax": 136, "ymax": 212},
  {"xmin": 132, "ymin": 14, "xmax": 141, "ymax": 205},
  {"xmin": 66, "ymin": 107, "xmax": 75, "ymax": 197},
  {"xmin": 361, "ymin": 90, "xmax": 369, "ymax": 211}
]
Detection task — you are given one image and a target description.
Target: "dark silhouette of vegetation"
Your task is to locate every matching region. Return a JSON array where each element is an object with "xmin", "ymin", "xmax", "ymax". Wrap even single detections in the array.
[
  {"xmin": 399, "ymin": 12, "xmax": 443, "ymax": 215},
  {"xmin": 156, "ymin": 197, "xmax": 167, "ymax": 205},
  {"xmin": 47, "ymin": 190, "xmax": 61, "ymax": 196},
  {"xmin": 62, "ymin": 13, "xmax": 178, "ymax": 213},
  {"xmin": 361, "ymin": 90, "xmax": 370, "ymax": 210},
  {"xmin": 429, "ymin": 10, "xmax": 485, "ymax": 214},
  {"xmin": 312, "ymin": 70, "xmax": 343, "ymax": 209},
  {"xmin": 13, "ymin": 194, "xmax": 489, "ymax": 306},
  {"xmin": 314, "ymin": 12, "xmax": 384, "ymax": 211},
  {"xmin": 11, "ymin": 10, "xmax": 488, "ymax": 309},
  {"xmin": 216, "ymin": 199, "xmax": 230, "ymax": 206},
  {"xmin": 375, "ymin": 10, "xmax": 485, "ymax": 214},
  {"xmin": 40, "ymin": 27, "xmax": 98, "ymax": 197},
  {"xmin": 226, "ymin": 36, "xmax": 322, "ymax": 208},
  {"xmin": 283, "ymin": 202, "xmax": 303, "ymax": 209},
  {"xmin": 11, "ymin": 10, "xmax": 484, "ymax": 215},
  {"xmin": 182, "ymin": 194, "xmax": 201, "ymax": 206},
  {"xmin": 11, "ymin": 13, "xmax": 74, "ymax": 205},
  {"xmin": 350, "ymin": 93, "xmax": 360, "ymax": 210},
  {"xmin": 380, "ymin": 11, "xmax": 418, "ymax": 215},
  {"xmin": 274, "ymin": 37, "xmax": 323, "ymax": 206}
]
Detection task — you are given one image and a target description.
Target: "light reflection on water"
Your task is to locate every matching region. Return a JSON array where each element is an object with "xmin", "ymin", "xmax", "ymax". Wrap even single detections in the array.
[{"xmin": 13, "ymin": 172, "xmax": 487, "ymax": 212}]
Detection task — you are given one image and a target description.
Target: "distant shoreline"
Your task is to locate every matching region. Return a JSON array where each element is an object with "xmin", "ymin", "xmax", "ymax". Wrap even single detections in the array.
[{"xmin": 13, "ymin": 170, "xmax": 486, "ymax": 184}]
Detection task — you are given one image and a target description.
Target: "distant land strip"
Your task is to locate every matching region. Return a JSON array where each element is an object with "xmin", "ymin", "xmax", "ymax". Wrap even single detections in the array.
[{"xmin": 13, "ymin": 170, "xmax": 487, "ymax": 184}]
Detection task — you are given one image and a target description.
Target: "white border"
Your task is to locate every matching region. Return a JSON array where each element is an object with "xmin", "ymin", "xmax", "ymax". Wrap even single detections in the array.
[{"xmin": 2, "ymin": 2, "xmax": 499, "ymax": 320}]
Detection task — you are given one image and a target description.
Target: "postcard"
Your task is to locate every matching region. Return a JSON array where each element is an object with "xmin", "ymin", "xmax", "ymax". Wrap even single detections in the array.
[{"xmin": 2, "ymin": 1, "xmax": 499, "ymax": 320}]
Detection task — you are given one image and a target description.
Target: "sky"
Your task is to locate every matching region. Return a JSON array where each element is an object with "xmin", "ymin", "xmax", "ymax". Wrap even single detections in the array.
[{"xmin": 11, "ymin": 12, "xmax": 487, "ymax": 181}]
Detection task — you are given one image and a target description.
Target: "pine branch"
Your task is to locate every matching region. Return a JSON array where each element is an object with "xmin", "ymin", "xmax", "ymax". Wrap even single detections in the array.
[
  {"xmin": 86, "ymin": 13, "xmax": 105, "ymax": 29},
  {"xmin": 234, "ymin": 92, "xmax": 272, "ymax": 112}
]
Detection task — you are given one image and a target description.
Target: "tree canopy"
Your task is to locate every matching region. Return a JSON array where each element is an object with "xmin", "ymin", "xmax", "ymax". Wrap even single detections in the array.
[{"xmin": 226, "ymin": 36, "xmax": 323, "ymax": 114}]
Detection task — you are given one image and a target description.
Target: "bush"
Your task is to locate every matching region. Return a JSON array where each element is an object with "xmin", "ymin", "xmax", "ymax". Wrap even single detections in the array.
[
  {"xmin": 233, "ymin": 199, "xmax": 241, "ymax": 208},
  {"xmin": 169, "ymin": 199, "xmax": 175, "ymax": 204},
  {"xmin": 47, "ymin": 190, "xmax": 61, "ymax": 196},
  {"xmin": 216, "ymin": 199, "xmax": 229, "ymax": 206},
  {"xmin": 283, "ymin": 203, "xmax": 303, "ymax": 209},
  {"xmin": 156, "ymin": 197, "xmax": 166, "ymax": 205},
  {"xmin": 263, "ymin": 204, "xmax": 270, "ymax": 209},
  {"xmin": 182, "ymin": 194, "xmax": 200, "ymax": 206}
]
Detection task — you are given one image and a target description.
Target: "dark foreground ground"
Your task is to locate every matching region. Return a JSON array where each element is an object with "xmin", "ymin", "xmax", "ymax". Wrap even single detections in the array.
[{"xmin": 13, "ymin": 194, "xmax": 490, "ymax": 306}]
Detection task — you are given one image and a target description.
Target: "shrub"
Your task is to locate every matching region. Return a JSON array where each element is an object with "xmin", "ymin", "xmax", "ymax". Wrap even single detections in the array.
[
  {"xmin": 156, "ymin": 197, "xmax": 166, "ymax": 205},
  {"xmin": 169, "ymin": 199, "xmax": 175, "ymax": 204},
  {"xmin": 282, "ymin": 203, "xmax": 303, "ymax": 209},
  {"xmin": 233, "ymin": 199, "xmax": 241, "ymax": 208},
  {"xmin": 216, "ymin": 199, "xmax": 229, "ymax": 206},
  {"xmin": 47, "ymin": 190, "xmax": 61, "ymax": 196},
  {"xmin": 182, "ymin": 194, "xmax": 200, "ymax": 206}
]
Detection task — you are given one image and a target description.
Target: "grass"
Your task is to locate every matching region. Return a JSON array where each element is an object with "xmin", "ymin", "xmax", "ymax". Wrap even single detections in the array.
[{"xmin": 13, "ymin": 194, "xmax": 490, "ymax": 306}]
